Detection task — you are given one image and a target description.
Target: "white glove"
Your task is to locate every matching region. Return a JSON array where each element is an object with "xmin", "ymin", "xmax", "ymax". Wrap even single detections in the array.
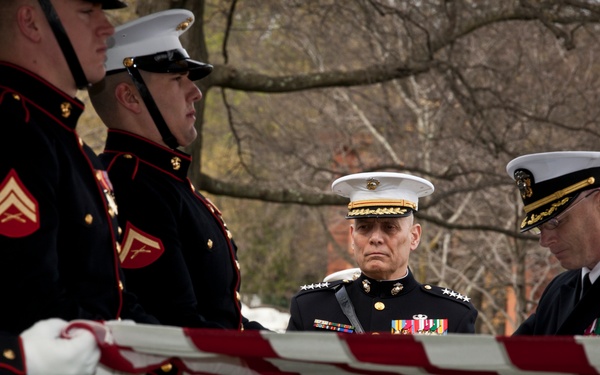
[{"xmin": 21, "ymin": 318, "xmax": 100, "ymax": 375}]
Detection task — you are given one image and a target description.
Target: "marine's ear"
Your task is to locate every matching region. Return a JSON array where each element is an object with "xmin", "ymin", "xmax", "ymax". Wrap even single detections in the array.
[
  {"xmin": 16, "ymin": 5, "xmax": 43, "ymax": 43},
  {"xmin": 114, "ymin": 82, "xmax": 143, "ymax": 114},
  {"xmin": 410, "ymin": 223, "xmax": 421, "ymax": 251}
]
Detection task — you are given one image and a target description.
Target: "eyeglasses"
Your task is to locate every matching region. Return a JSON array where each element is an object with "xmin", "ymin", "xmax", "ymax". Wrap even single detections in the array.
[{"xmin": 529, "ymin": 189, "xmax": 600, "ymax": 235}]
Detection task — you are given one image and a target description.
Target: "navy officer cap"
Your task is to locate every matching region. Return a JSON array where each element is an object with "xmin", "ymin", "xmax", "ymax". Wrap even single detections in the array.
[
  {"xmin": 506, "ymin": 151, "xmax": 600, "ymax": 232},
  {"xmin": 332, "ymin": 172, "xmax": 434, "ymax": 219},
  {"xmin": 105, "ymin": 9, "xmax": 212, "ymax": 81}
]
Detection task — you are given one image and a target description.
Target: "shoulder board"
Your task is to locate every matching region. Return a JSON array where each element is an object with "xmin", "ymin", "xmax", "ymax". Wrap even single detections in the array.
[
  {"xmin": 296, "ymin": 279, "xmax": 350, "ymax": 294},
  {"xmin": 421, "ymin": 284, "xmax": 474, "ymax": 306}
]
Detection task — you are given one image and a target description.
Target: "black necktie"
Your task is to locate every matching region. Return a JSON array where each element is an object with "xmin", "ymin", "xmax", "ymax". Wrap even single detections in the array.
[{"xmin": 582, "ymin": 273, "xmax": 592, "ymax": 299}]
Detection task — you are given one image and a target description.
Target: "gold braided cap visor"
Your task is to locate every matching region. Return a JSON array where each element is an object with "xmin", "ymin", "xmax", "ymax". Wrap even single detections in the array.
[
  {"xmin": 523, "ymin": 177, "xmax": 595, "ymax": 213},
  {"xmin": 347, "ymin": 199, "xmax": 416, "ymax": 218},
  {"xmin": 520, "ymin": 177, "xmax": 594, "ymax": 229}
]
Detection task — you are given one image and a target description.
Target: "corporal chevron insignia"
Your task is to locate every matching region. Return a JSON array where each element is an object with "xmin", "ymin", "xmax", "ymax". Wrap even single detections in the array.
[
  {"xmin": 120, "ymin": 222, "xmax": 165, "ymax": 269},
  {"xmin": 0, "ymin": 169, "xmax": 40, "ymax": 237}
]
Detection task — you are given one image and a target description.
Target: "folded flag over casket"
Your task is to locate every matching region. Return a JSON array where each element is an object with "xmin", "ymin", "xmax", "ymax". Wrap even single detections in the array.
[{"xmin": 63, "ymin": 320, "xmax": 600, "ymax": 375}]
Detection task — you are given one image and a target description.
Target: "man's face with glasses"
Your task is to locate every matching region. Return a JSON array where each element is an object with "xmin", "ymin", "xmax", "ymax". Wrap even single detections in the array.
[{"xmin": 533, "ymin": 189, "xmax": 600, "ymax": 270}]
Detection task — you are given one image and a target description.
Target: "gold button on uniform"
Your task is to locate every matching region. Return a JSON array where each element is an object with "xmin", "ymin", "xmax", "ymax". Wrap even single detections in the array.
[
  {"xmin": 207, "ymin": 239, "xmax": 213, "ymax": 249},
  {"xmin": 374, "ymin": 302, "xmax": 385, "ymax": 311},
  {"xmin": 116, "ymin": 242, "xmax": 122, "ymax": 254},
  {"xmin": 118, "ymin": 281, "xmax": 124, "ymax": 291},
  {"xmin": 84, "ymin": 214, "xmax": 93, "ymax": 225},
  {"xmin": 160, "ymin": 363, "xmax": 173, "ymax": 372},
  {"xmin": 3, "ymin": 349, "xmax": 15, "ymax": 360},
  {"xmin": 424, "ymin": 285, "xmax": 432, "ymax": 290},
  {"xmin": 60, "ymin": 102, "xmax": 71, "ymax": 118},
  {"xmin": 171, "ymin": 157, "xmax": 181, "ymax": 170},
  {"xmin": 12, "ymin": 94, "xmax": 20, "ymax": 101},
  {"xmin": 123, "ymin": 154, "xmax": 133, "ymax": 159}
]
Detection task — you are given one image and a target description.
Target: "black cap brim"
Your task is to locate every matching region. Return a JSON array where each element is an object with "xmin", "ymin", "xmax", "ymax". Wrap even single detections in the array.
[
  {"xmin": 96, "ymin": 0, "xmax": 128, "ymax": 9},
  {"xmin": 186, "ymin": 60, "xmax": 214, "ymax": 81},
  {"xmin": 519, "ymin": 194, "xmax": 577, "ymax": 232},
  {"xmin": 126, "ymin": 49, "xmax": 213, "ymax": 81}
]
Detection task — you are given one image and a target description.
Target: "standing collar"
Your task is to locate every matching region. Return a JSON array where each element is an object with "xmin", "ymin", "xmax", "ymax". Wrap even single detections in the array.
[
  {"xmin": 357, "ymin": 268, "xmax": 419, "ymax": 298},
  {"xmin": 0, "ymin": 62, "xmax": 83, "ymax": 130},
  {"xmin": 104, "ymin": 129, "xmax": 191, "ymax": 179}
]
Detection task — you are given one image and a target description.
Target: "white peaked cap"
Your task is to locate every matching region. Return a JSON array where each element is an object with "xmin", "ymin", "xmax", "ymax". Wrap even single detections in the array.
[
  {"xmin": 331, "ymin": 172, "xmax": 434, "ymax": 219},
  {"xmin": 507, "ymin": 151, "xmax": 600, "ymax": 183},
  {"xmin": 104, "ymin": 9, "xmax": 212, "ymax": 80},
  {"xmin": 506, "ymin": 151, "xmax": 600, "ymax": 232}
]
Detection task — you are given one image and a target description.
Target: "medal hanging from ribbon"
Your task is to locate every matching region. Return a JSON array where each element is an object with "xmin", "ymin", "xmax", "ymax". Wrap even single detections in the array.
[
  {"xmin": 96, "ymin": 170, "xmax": 118, "ymax": 216},
  {"xmin": 391, "ymin": 318, "xmax": 448, "ymax": 335}
]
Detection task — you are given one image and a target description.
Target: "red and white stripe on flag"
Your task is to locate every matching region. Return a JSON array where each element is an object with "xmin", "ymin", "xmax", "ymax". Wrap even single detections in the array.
[{"xmin": 62, "ymin": 320, "xmax": 600, "ymax": 374}]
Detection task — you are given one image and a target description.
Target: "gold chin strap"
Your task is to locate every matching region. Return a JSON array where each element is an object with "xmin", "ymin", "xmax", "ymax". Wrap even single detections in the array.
[{"xmin": 524, "ymin": 177, "xmax": 595, "ymax": 213}]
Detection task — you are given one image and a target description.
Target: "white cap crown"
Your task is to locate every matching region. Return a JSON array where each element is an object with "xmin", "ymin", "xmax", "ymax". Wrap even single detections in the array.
[{"xmin": 332, "ymin": 172, "xmax": 434, "ymax": 218}]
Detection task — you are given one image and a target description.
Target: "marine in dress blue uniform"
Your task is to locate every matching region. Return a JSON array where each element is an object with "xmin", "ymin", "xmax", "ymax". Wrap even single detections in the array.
[
  {"xmin": 0, "ymin": 0, "xmax": 154, "ymax": 334},
  {"xmin": 0, "ymin": 0, "xmax": 156, "ymax": 374},
  {"xmin": 92, "ymin": 10, "xmax": 264, "ymax": 330},
  {"xmin": 287, "ymin": 172, "xmax": 477, "ymax": 334},
  {"xmin": 288, "ymin": 269, "xmax": 476, "ymax": 333},
  {"xmin": 507, "ymin": 152, "xmax": 600, "ymax": 335},
  {"xmin": 100, "ymin": 131, "xmax": 253, "ymax": 329},
  {"xmin": 0, "ymin": 61, "xmax": 153, "ymax": 332}
]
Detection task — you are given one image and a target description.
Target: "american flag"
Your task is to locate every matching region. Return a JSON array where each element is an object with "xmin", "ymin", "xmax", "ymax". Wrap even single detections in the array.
[{"xmin": 62, "ymin": 320, "xmax": 600, "ymax": 375}]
